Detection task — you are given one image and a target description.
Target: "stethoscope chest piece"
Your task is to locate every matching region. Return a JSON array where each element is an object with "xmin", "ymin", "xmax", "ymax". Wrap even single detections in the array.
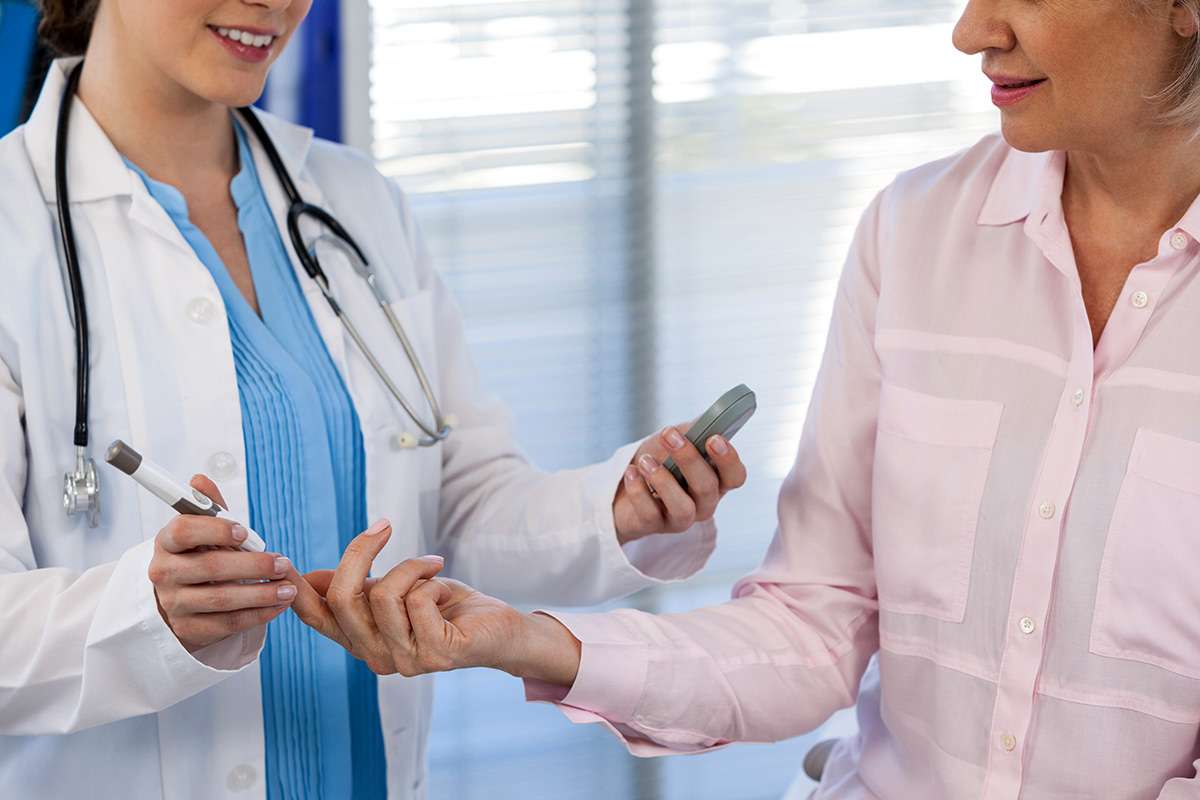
[{"xmin": 63, "ymin": 446, "xmax": 100, "ymax": 527}]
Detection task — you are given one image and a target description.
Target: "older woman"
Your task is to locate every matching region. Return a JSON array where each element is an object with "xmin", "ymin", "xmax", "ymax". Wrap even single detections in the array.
[{"xmin": 295, "ymin": 1, "xmax": 1200, "ymax": 797}]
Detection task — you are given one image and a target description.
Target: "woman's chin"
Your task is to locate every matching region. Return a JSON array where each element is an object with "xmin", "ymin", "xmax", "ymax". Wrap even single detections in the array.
[{"xmin": 999, "ymin": 118, "xmax": 1058, "ymax": 155}]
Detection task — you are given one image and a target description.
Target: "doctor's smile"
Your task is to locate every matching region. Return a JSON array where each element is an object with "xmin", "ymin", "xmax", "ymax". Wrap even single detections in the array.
[{"xmin": 208, "ymin": 25, "xmax": 280, "ymax": 63}]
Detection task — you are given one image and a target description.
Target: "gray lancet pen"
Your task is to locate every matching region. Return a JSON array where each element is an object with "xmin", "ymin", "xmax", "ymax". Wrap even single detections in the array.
[{"xmin": 105, "ymin": 439, "xmax": 267, "ymax": 553}]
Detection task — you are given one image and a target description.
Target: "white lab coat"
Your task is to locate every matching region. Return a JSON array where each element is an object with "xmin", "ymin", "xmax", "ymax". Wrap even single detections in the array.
[{"xmin": 0, "ymin": 59, "xmax": 715, "ymax": 799}]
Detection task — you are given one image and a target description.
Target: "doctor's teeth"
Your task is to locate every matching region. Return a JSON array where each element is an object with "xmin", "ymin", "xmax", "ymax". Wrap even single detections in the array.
[{"xmin": 215, "ymin": 27, "xmax": 275, "ymax": 48}]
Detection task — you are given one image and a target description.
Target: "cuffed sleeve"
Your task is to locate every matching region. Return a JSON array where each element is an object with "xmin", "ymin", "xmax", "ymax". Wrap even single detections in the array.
[
  {"xmin": 0, "ymin": 537, "xmax": 265, "ymax": 736},
  {"xmin": 0, "ymin": 347, "xmax": 262, "ymax": 736}
]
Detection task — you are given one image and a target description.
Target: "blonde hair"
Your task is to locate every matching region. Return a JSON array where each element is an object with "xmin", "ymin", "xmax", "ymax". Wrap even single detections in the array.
[{"xmin": 1135, "ymin": 0, "xmax": 1200, "ymax": 127}]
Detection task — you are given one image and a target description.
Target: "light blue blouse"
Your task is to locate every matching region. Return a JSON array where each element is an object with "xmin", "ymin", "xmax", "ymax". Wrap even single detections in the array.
[{"xmin": 125, "ymin": 121, "xmax": 387, "ymax": 800}]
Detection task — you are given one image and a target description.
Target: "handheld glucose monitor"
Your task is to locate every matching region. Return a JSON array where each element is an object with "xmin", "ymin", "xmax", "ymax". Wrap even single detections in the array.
[{"xmin": 663, "ymin": 384, "xmax": 757, "ymax": 489}]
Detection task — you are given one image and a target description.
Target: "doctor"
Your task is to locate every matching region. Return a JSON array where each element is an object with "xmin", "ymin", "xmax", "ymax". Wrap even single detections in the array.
[{"xmin": 0, "ymin": 0, "xmax": 748, "ymax": 799}]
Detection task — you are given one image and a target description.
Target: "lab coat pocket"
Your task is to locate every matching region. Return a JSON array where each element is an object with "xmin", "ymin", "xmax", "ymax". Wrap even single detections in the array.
[
  {"xmin": 1091, "ymin": 428, "xmax": 1200, "ymax": 678},
  {"xmin": 871, "ymin": 382, "xmax": 1003, "ymax": 623}
]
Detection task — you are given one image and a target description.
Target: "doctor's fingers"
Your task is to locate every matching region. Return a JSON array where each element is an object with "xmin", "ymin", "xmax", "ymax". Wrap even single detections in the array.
[
  {"xmin": 160, "ymin": 580, "xmax": 298, "ymax": 615},
  {"xmin": 179, "ymin": 605, "xmax": 291, "ymax": 646},
  {"xmin": 156, "ymin": 515, "xmax": 244, "ymax": 554},
  {"xmin": 286, "ymin": 568, "xmax": 354, "ymax": 651},
  {"xmin": 188, "ymin": 474, "xmax": 229, "ymax": 511},
  {"xmin": 155, "ymin": 550, "xmax": 292, "ymax": 585}
]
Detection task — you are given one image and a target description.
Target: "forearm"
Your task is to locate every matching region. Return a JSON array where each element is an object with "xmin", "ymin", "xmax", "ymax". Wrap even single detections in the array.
[
  {"xmin": 0, "ymin": 540, "xmax": 261, "ymax": 735},
  {"xmin": 501, "ymin": 611, "xmax": 582, "ymax": 687},
  {"xmin": 520, "ymin": 590, "xmax": 879, "ymax": 753},
  {"xmin": 441, "ymin": 442, "xmax": 714, "ymax": 606}
]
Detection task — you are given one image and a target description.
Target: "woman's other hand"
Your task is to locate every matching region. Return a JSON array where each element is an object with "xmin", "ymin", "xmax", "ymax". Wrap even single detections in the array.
[
  {"xmin": 613, "ymin": 422, "xmax": 749, "ymax": 545},
  {"xmin": 291, "ymin": 523, "xmax": 580, "ymax": 685},
  {"xmin": 148, "ymin": 475, "xmax": 296, "ymax": 652}
]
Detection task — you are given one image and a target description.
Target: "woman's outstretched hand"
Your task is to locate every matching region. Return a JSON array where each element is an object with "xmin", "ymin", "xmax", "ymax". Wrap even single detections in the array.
[{"xmin": 288, "ymin": 521, "xmax": 581, "ymax": 686}]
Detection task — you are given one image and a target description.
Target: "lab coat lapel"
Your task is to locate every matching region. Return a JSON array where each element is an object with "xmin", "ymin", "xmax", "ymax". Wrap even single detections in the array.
[
  {"xmin": 239, "ymin": 111, "xmax": 352, "ymax": 377},
  {"xmin": 25, "ymin": 58, "xmax": 212, "ymax": 257}
]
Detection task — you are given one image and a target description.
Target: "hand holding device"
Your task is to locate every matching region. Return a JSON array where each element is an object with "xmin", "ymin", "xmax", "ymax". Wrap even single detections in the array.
[
  {"xmin": 106, "ymin": 441, "xmax": 291, "ymax": 652},
  {"xmin": 662, "ymin": 385, "xmax": 757, "ymax": 489},
  {"xmin": 106, "ymin": 440, "xmax": 266, "ymax": 552},
  {"xmin": 613, "ymin": 385, "xmax": 755, "ymax": 544}
]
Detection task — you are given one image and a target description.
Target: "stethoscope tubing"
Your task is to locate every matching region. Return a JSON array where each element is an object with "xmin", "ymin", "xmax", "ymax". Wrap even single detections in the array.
[{"xmin": 55, "ymin": 63, "xmax": 91, "ymax": 449}]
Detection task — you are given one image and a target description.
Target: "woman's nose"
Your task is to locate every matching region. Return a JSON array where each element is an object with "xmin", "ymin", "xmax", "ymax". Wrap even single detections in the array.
[{"xmin": 953, "ymin": 0, "xmax": 1016, "ymax": 56}]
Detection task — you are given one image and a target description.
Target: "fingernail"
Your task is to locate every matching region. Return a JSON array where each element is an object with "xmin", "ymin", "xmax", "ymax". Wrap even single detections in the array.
[
  {"xmin": 663, "ymin": 427, "xmax": 686, "ymax": 450},
  {"xmin": 277, "ymin": 584, "xmax": 297, "ymax": 601},
  {"xmin": 274, "ymin": 556, "xmax": 291, "ymax": 575},
  {"xmin": 365, "ymin": 518, "xmax": 391, "ymax": 536},
  {"xmin": 638, "ymin": 454, "xmax": 660, "ymax": 474},
  {"xmin": 420, "ymin": 554, "xmax": 445, "ymax": 564},
  {"xmin": 623, "ymin": 465, "xmax": 639, "ymax": 484},
  {"xmin": 708, "ymin": 435, "xmax": 729, "ymax": 456},
  {"xmin": 231, "ymin": 524, "xmax": 248, "ymax": 543}
]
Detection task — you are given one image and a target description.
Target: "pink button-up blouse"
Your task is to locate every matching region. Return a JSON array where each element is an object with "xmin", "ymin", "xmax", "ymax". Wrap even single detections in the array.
[{"xmin": 526, "ymin": 133, "xmax": 1200, "ymax": 799}]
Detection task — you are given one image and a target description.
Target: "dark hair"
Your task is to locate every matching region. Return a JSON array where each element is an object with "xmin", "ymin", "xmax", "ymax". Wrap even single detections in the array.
[{"xmin": 37, "ymin": 0, "xmax": 101, "ymax": 56}]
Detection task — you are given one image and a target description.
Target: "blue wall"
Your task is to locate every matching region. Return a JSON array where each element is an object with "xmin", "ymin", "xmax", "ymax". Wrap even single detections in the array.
[{"xmin": 0, "ymin": 0, "xmax": 39, "ymax": 136}]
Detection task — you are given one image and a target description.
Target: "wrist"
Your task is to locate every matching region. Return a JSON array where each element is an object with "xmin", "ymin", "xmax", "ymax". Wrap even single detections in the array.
[
  {"xmin": 616, "ymin": 525, "xmax": 641, "ymax": 547},
  {"xmin": 501, "ymin": 612, "xmax": 582, "ymax": 688}
]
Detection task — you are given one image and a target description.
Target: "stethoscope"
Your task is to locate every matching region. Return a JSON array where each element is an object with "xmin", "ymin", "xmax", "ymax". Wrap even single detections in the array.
[{"xmin": 56, "ymin": 62, "xmax": 453, "ymax": 527}]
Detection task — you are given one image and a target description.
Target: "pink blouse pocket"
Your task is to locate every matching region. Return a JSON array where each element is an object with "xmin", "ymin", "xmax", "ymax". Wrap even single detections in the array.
[
  {"xmin": 1091, "ymin": 428, "xmax": 1200, "ymax": 678},
  {"xmin": 871, "ymin": 382, "xmax": 1003, "ymax": 623}
]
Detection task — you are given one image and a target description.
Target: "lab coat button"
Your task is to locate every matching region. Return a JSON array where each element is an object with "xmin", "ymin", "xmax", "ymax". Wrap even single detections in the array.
[
  {"xmin": 1131, "ymin": 291, "xmax": 1150, "ymax": 309},
  {"xmin": 1071, "ymin": 389, "xmax": 1085, "ymax": 407},
  {"xmin": 1171, "ymin": 231, "xmax": 1190, "ymax": 251},
  {"xmin": 1001, "ymin": 733, "xmax": 1017, "ymax": 752},
  {"xmin": 1038, "ymin": 501, "xmax": 1056, "ymax": 519},
  {"xmin": 1019, "ymin": 616, "xmax": 1037, "ymax": 635},
  {"xmin": 208, "ymin": 452, "xmax": 238, "ymax": 479},
  {"xmin": 186, "ymin": 297, "xmax": 216, "ymax": 324},
  {"xmin": 226, "ymin": 764, "xmax": 257, "ymax": 791}
]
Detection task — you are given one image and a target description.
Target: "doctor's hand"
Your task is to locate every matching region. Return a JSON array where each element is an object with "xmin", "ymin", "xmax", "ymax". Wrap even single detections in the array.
[
  {"xmin": 147, "ymin": 475, "xmax": 296, "ymax": 653},
  {"xmin": 613, "ymin": 423, "xmax": 748, "ymax": 545},
  {"xmin": 289, "ymin": 523, "xmax": 568, "ymax": 681}
]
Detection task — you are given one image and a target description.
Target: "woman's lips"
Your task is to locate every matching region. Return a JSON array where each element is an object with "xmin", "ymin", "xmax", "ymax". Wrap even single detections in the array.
[{"xmin": 991, "ymin": 78, "xmax": 1047, "ymax": 108}]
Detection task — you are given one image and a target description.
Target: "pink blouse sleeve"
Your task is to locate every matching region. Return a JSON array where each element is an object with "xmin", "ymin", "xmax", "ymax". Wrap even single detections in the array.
[{"xmin": 523, "ymin": 188, "xmax": 891, "ymax": 754}]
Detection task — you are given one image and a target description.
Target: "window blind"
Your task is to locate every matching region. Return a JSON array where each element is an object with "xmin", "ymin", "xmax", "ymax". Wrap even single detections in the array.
[{"xmin": 364, "ymin": 1, "xmax": 997, "ymax": 797}]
